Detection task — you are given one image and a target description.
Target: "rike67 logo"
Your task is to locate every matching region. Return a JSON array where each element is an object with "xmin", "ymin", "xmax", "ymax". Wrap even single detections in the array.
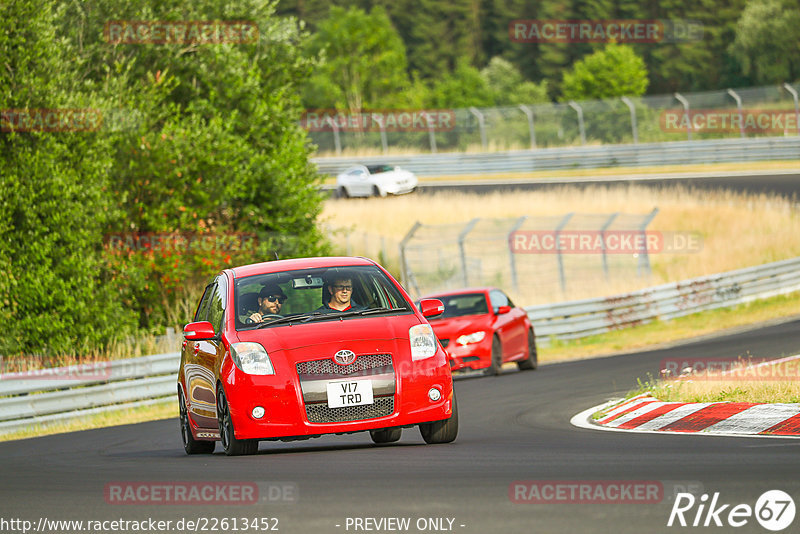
[{"xmin": 668, "ymin": 490, "xmax": 795, "ymax": 531}]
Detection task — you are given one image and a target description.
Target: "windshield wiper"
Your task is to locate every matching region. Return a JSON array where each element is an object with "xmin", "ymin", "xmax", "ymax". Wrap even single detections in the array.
[
  {"xmin": 358, "ymin": 306, "xmax": 408, "ymax": 315},
  {"xmin": 253, "ymin": 314, "xmax": 309, "ymax": 329}
]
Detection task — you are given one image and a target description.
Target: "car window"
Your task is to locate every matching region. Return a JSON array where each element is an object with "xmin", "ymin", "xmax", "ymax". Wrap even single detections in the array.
[
  {"xmin": 489, "ymin": 290, "xmax": 510, "ymax": 309},
  {"xmin": 207, "ymin": 276, "xmax": 226, "ymax": 334},
  {"xmin": 434, "ymin": 293, "xmax": 488, "ymax": 319},
  {"xmin": 366, "ymin": 164, "xmax": 394, "ymax": 174},
  {"xmin": 193, "ymin": 284, "xmax": 215, "ymax": 322},
  {"xmin": 234, "ymin": 265, "xmax": 412, "ymax": 330}
]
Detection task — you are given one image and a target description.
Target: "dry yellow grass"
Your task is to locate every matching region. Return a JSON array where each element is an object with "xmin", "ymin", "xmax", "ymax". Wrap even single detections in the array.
[
  {"xmin": 641, "ymin": 356, "xmax": 800, "ymax": 403},
  {"xmin": 321, "ymin": 185, "xmax": 800, "ymax": 304}
]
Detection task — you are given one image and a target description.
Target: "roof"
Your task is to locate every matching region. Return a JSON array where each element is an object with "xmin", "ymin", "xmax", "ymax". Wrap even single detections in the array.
[
  {"xmin": 230, "ymin": 256, "xmax": 377, "ymax": 279},
  {"xmin": 419, "ymin": 287, "xmax": 497, "ymax": 299}
]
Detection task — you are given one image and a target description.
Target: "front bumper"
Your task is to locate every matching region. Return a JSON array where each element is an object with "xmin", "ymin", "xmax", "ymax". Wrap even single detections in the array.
[{"xmin": 220, "ymin": 351, "xmax": 454, "ymax": 440}]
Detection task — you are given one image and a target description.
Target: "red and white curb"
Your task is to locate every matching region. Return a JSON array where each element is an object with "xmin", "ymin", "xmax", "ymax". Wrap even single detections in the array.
[{"xmin": 572, "ymin": 394, "xmax": 800, "ymax": 438}]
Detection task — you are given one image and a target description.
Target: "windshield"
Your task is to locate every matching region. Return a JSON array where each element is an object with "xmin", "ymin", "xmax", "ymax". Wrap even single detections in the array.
[
  {"xmin": 234, "ymin": 265, "xmax": 411, "ymax": 329},
  {"xmin": 366, "ymin": 164, "xmax": 395, "ymax": 174},
  {"xmin": 431, "ymin": 293, "xmax": 488, "ymax": 319}
]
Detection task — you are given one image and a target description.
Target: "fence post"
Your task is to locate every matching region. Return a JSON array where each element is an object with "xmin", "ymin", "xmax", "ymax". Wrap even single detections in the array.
[
  {"xmin": 621, "ymin": 97, "xmax": 638, "ymax": 144},
  {"xmin": 469, "ymin": 107, "xmax": 487, "ymax": 150},
  {"xmin": 399, "ymin": 222, "xmax": 422, "ymax": 290},
  {"xmin": 726, "ymin": 88, "xmax": 745, "ymax": 139},
  {"xmin": 555, "ymin": 213, "xmax": 574, "ymax": 294},
  {"xmin": 459, "ymin": 218, "xmax": 480, "ymax": 286},
  {"xmin": 638, "ymin": 208, "xmax": 659, "ymax": 276},
  {"xmin": 783, "ymin": 83, "xmax": 800, "ymax": 136},
  {"xmin": 374, "ymin": 113, "xmax": 388, "ymax": 153},
  {"xmin": 600, "ymin": 212, "xmax": 619, "ymax": 281},
  {"xmin": 507, "ymin": 216, "xmax": 528, "ymax": 292},
  {"xmin": 674, "ymin": 93, "xmax": 691, "ymax": 141},
  {"xmin": 326, "ymin": 116, "xmax": 342, "ymax": 155},
  {"xmin": 424, "ymin": 112, "xmax": 437, "ymax": 153},
  {"xmin": 568, "ymin": 101, "xmax": 586, "ymax": 145},
  {"xmin": 519, "ymin": 105, "xmax": 536, "ymax": 149}
]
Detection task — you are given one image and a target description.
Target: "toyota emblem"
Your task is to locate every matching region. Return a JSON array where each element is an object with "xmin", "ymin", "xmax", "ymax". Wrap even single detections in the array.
[{"xmin": 333, "ymin": 350, "xmax": 356, "ymax": 366}]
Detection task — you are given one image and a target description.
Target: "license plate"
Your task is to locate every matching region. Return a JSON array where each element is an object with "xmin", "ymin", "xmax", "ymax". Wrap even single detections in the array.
[{"xmin": 326, "ymin": 379, "xmax": 374, "ymax": 408}]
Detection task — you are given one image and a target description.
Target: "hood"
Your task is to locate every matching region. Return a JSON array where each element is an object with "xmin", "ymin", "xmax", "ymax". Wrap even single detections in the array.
[
  {"xmin": 235, "ymin": 314, "xmax": 421, "ymax": 361},
  {"xmin": 428, "ymin": 315, "xmax": 491, "ymax": 338}
]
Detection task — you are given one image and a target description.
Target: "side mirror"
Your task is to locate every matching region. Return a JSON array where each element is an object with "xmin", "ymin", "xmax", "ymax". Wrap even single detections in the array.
[
  {"xmin": 419, "ymin": 298, "xmax": 445, "ymax": 319},
  {"xmin": 184, "ymin": 321, "xmax": 215, "ymax": 340},
  {"xmin": 496, "ymin": 305, "xmax": 512, "ymax": 315}
]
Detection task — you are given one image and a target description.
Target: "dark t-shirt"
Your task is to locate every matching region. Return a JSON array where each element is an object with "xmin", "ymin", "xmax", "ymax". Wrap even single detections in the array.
[{"xmin": 314, "ymin": 301, "xmax": 364, "ymax": 313}]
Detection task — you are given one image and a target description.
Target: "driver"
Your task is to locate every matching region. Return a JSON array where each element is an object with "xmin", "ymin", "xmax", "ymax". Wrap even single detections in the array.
[{"xmin": 248, "ymin": 284, "xmax": 286, "ymax": 323}]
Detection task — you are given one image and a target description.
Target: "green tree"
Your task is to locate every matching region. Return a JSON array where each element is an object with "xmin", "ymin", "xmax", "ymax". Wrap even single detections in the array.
[
  {"xmin": 561, "ymin": 43, "xmax": 649, "ymax": 101},
  {"xmin": 303, "ymin": 5, "xmax": 409, "ymax": 110},
  {"xmin": 730, "ymin": 0, "xmax": 800, "ymax": 84},
  {"xmin": 481, "ymin": 57, "xmax": 549, "ymax": 106},
  {"xmin": 427, "ymin": 58, "xmax": 494, "ymax": 108}
]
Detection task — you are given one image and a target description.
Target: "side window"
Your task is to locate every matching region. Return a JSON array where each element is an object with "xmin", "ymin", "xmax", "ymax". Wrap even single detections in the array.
[
  {"xmin": 207, "ymin": 276, "xmax": 227, "ymax": 334},
  {"xmin": 489, "ymin": 290, "xmax": 509, "ymax": 309},
  {"xmin": 193, "ymin": 284, "xmax": 215, "ymax": 322}
]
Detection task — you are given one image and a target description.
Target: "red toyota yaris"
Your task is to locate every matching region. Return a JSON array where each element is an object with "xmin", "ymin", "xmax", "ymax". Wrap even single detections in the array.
[{"xmin": 177, "ymin": 257, "xmax": 457, "ymax": 455}]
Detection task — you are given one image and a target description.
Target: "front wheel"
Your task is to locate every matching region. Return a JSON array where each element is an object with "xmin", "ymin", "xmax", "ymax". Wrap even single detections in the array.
[
  {"xmin": 517, "ymin": 329, "xmax": 538, "ymax": 371},
  {"xmin": 370, "ymin": 427, "xmax": 402, "ymax": 444},
  {"xmin": 487, "ymin": 336, "xmax": 503, "ymax": 376},
  {"xmin": 179, "ymin": 392, "xmax": 215, "ymax": 455},
  {"xmin": 419, "ymin": 391, "xmax": 459, "ymax": 444},
  {"xmin": 217, "ymin": 387, "xmax": 258, "ymax": 456}
]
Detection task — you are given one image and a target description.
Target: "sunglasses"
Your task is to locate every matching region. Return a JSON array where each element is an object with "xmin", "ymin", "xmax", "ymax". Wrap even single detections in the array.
[
  {"xmin": 265, "ymin": 295, "xmax": 287, "ymax": 303},
  {"xmin": 332, "ymin": 285, "xmax": 352, "ymax": 292}
]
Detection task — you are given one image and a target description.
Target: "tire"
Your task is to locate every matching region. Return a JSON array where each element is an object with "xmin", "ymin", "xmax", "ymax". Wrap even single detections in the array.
[
  {"xmin": 372, "ymin": 185, "xmax": 382, "ymax": 197},
  {"xmin": 217, "ymin": 387, "xmax": 258, "ymax": 456},
  {"xmin": 517, "ymin": 329, "xmax": 538, "ymax": 371},
  {"xmin": 338, "ymin": 186, "xmax": 349, "ymax": 199},
  {"xmin": 419, "ymin": 390, "xmax": 459, "ymax": 444},
  {"xmin": 370, "ymin": 427, "xmax": 402, "ymax": 444},
  {"xmin": 179, "ymin": 392, "xmax": 215, "ymax": 455},
  {"xmin": 487, "ymin": 336, "xmax": 502, "ymax": 376}
]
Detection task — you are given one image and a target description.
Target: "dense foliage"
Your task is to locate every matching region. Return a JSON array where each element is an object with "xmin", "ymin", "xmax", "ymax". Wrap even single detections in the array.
[
  {"xmin": 1, "ymin": 0, "xmax": 328, "ymax": 357},
  {"xmin": 278, "ymin": 0, "xmax": 798, "ymax": 105}
]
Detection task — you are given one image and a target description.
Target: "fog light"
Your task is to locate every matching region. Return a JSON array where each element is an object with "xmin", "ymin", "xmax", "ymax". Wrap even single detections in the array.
[
  {"xmin": 428, "ymin": 388, "xmax": 441, "ymax": 402},
  {"xmin": 252, "ymin": 406, "xmax": 265, "ymax": 419}
]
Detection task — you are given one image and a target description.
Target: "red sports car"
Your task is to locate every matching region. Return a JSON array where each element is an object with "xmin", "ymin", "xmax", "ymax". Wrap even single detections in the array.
[
  {"xmin": 421, "ymin": 288, "xmax": 537, "ymax": 375},
  {"xmin": 178, "ymin": 256, "xmax": 457, "ymax": 455}
]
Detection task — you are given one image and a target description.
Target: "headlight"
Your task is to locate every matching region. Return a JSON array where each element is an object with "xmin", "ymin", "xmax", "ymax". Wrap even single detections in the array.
[
  {"xmin": 230, "ymin": 342, "xmax": 275, "ymax": 375},
  {"xmin": 456, "ymin": 331, "xmax": 486, "ymax": 346},
  {"xmin": 409, "ymin": 324, "xmax": 437, "ymax": 361}
]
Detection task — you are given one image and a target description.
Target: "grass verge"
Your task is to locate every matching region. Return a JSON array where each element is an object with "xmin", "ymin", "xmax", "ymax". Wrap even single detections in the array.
[{"xmin": 0, "ymin": 400, "xmax": 176, "ymax": 443}]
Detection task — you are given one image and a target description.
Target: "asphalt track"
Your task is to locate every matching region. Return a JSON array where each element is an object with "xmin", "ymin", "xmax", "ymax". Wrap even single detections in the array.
[
  {"xmin": 416, "ymin": 171, "xmax": 800, "ymax": 197},
  {"xmin": 3, "ymin": 318, "xmax": 800, "ymax": 534}
]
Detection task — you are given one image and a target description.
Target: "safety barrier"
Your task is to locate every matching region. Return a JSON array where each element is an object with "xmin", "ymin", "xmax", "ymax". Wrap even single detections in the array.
[{"xmin": 313, "ymin": 137, "xmax": 800, "ymax": 177}]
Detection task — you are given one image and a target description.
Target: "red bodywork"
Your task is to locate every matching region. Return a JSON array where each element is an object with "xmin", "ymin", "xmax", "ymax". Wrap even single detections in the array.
[
  {"xmin": 422, "ymin": 287, "xmax": 534, "ymax": 373},
  {"xmin": 177, "ymin": 257, "xmax": 454, "ymax": 443}
]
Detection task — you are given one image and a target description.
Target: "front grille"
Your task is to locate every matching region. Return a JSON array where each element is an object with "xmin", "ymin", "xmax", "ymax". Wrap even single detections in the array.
[
  {"xmin": 305, "ymin": 396, "xmax": 394, "ymax": 423},
  {"xmin": 296, "ymin": 354, "xmax": 392, "ymax": 376},
  {"xmin": 439, "ymin": 338, "xmax": 450, "ymax": 348}
]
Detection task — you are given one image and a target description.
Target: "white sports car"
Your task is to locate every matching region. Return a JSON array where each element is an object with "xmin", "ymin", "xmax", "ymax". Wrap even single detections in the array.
[{"xmin": 336, "ymin": 164, "xmax": 418, "ymax": 198}]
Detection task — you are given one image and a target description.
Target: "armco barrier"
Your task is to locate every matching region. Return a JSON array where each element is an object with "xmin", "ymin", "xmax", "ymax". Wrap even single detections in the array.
[
  {"xmin": 313, "ymin": 137, "xmax": 800, "ymax": 177},
  {"xmin": 1, "ymin": 257, "xmax": 799, "ymax": 435},
  {"xmin": 526, "ymin": 256, "xmax": 800, "ymax": 344}
]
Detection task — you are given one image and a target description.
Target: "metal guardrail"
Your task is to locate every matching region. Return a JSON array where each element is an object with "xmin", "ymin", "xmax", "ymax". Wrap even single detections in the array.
[
  {"xmin": 526, "ymin": 257, "xmax": 800, "ymax": 344},
  {"xmin": 0, "ymin": 352, "xmax": 180, "ymax": 434},
  {"xmin": 1, "ymin": 256, "xmax": 798, "ymax": 435},
  {"xmin": 313, "ymin": 137, "xmax": 800, "ymax": 177}
]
